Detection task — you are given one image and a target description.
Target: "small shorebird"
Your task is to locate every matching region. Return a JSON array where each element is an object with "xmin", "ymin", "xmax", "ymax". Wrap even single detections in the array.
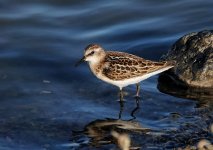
[{"xmin": 76, "ymin": 44, "xmax": 174, "ymax": 101}]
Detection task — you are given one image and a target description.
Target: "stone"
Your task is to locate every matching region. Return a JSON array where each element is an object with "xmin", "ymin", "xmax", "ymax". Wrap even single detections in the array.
[{"xmin": 160, "ymin": 30, "xmax": 213, "ymax": 88}]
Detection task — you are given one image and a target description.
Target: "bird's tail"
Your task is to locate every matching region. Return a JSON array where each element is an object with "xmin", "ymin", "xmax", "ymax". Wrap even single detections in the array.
[{"xmin": 165, "ymin": 60, "xmax": 176, "ymax": 67}]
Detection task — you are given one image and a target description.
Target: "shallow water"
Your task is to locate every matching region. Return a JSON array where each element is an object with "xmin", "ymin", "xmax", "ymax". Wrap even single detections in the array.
[{"xmin": 0, "ymin": 0, "xmax": 213, "ymax": 149}]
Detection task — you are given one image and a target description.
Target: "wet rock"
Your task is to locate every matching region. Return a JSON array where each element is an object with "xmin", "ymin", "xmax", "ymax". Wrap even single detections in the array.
[{"xmin": 161, "ymin": 30, "xmax": 213, "ymax": 88}]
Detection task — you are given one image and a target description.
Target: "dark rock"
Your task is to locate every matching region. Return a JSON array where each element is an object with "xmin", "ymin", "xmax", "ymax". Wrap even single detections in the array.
[{"xmin": 161, "ymin": 30, "xmax": 213, "ymax": 88}]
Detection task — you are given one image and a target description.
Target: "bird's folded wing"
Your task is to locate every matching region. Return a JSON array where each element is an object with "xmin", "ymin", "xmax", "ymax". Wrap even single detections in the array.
[{"xmin": 102, "ymin": 51, "xmax": 170, "ymax": 80}]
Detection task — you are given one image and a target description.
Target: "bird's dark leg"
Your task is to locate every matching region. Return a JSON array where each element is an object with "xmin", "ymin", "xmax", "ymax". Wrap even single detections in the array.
[
  {"xmin": 118, "ymin": 99, "xmax": 124, "ymax": 119},
  {"xmin": 119, "ymin": 88, "xmax": 124, "ymax": 101},
  {"xmin": 135, "ymin": 83, "xmax": 141, "ymax": 98},
  {"xmin": 118, "ymin": 88, "xmax": 124, "ymax": 119}
]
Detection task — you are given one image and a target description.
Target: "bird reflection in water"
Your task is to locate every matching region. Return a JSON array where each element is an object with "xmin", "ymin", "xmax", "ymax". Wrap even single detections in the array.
[
  {"xmin": 80, "ymin": 98, "xmax": 149, "ymax": 150},
  {"xmin": 118, "ymin": 97, "xmax": 140, "ymax": 120}
]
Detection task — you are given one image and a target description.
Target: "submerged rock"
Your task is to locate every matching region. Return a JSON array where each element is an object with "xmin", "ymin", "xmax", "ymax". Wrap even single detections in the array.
[{"xmin": 160, "ymin": 30, "xmax": 213, "ymax": 88}]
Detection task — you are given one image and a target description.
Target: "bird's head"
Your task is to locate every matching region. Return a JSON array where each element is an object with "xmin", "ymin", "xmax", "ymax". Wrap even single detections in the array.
[{"xmin": 75, "ymin": 44, "xmax": 105, "ymax": 66}]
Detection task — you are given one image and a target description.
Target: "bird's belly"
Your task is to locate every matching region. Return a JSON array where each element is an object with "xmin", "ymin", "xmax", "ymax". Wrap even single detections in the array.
[{"xmin": 97, "ymin": 74, "xmax": 149, "ymax": 89}]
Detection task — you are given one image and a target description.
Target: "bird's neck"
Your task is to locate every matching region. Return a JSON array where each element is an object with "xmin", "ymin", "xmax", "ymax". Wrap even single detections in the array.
[{"xmin": 88, "ymin": 53, "xmax": 106, "ymax": 76}]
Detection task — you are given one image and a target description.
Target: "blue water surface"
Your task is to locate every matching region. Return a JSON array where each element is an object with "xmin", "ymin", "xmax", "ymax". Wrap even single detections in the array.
[{"xmin": 0, "ymin": 0, "xmax": 212, "ymax": 149}]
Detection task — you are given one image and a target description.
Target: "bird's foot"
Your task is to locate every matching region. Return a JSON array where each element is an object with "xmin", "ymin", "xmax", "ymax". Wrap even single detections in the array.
[
  {"xmin": 133, "ymin": 95, "xmax": 141, "ymax": 99},
  {"xmin": 116, "ymin": 99, "xmax": 127, "ymax": 102}
]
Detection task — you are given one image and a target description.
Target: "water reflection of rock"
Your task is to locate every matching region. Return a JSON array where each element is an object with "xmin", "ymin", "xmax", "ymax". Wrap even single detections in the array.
[
  {"xmin": 157, "ymin": 72, "xmax": 213, "ymax": 108},
  {"xmin": 82, "ymin": 100, "xmax": 150, "ymax": 149},
  {"xmin": 70, "ymin": 97, "xmax": 212, "ymax": 149}
]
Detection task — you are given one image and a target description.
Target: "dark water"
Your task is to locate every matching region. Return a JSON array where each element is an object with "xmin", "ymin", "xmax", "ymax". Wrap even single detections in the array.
[{"xmin": 0, "ymin": 0, "xmax": 213, "ymax": 149}]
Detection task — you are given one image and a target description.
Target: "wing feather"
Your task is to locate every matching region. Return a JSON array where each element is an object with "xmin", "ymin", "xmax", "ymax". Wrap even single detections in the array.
[{"xmin": 102, "ymin": 51, "xmax": 171, "ymax": 80}]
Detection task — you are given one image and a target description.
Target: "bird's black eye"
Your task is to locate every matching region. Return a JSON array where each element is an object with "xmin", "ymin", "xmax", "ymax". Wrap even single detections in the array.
[{"xmin": 89, "ymin": 51, "xmax": 95, "ymax": 55}]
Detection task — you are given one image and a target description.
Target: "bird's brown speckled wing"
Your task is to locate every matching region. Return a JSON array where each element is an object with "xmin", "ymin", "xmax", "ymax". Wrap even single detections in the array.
[{"xmin": 102, "ymin": 51, "xmax": 172, "ymax": 80}]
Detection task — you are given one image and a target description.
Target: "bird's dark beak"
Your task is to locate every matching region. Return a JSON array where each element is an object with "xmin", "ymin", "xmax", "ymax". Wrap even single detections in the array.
[{"xmin": 75, "ymin": 56, "xmax": 85, "ymax": 67}]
